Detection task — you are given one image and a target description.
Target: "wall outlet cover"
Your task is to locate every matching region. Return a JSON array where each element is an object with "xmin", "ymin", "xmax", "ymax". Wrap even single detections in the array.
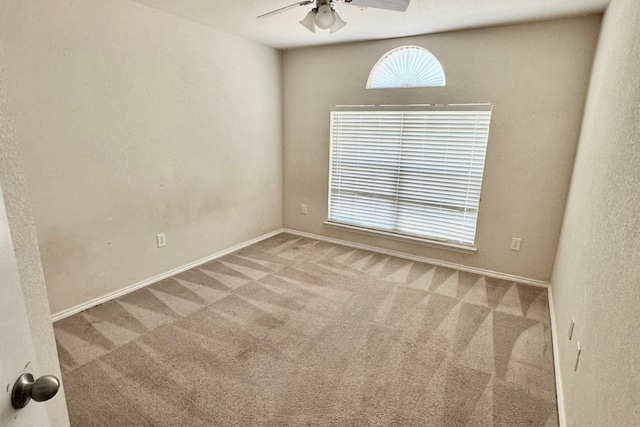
[
  {"xmin": 569, "ymin": 318, "xmax": 576, "ymax": 340},
  {"xmin": 510, "ymin": 237, "xmax": 522, "ymax": 251}
]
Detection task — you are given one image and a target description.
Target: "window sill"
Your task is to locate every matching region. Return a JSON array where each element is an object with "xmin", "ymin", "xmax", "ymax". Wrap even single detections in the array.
[{"xmin": 323, "ymin": 221, "xmax": 477, "ymax": 255}]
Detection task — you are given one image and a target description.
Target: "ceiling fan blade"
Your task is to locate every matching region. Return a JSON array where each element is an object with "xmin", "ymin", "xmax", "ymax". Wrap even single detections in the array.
[
  {"xmin": 341, "ymin": 0, "xmax": 410, "ymax": 12},
  {"xmin": 258, "ymin": 1, "xmax": 315, "ymax": 19}
]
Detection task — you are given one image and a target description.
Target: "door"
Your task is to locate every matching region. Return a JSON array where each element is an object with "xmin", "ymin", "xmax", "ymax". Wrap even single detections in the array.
[{"xmin": 0, "ymin": 183, "xmax": 52, "ymax": 427}]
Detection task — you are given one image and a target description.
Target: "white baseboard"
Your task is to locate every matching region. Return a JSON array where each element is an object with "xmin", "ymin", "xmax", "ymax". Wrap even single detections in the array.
[
  {"xmin": 50, "ymin": 229, "xmax": 283, "ymax": 322},
  {"xmin": 547, "ymin": 288, "xmax": 566, "ymax": 427},
  {"xmin": 283, "ymin": 228, "xmax": 550, "ymax": 289}
]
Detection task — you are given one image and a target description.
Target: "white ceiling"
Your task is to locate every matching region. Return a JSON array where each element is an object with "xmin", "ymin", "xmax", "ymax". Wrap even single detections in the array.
[{"xmin": 130, "ymin": 0, "xmax": 608, "ymax": 50}]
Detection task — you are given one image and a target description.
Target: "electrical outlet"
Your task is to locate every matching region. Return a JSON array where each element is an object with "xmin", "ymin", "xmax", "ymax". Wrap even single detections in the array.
[
  {"xmin": 510, "ymin": 237, "xmax": 522, "ymax": 251},
  {"xmin": 574, "ymin": 342, "xmax": 582, "ymax": 372},
  {"xmin": 568, "ymin": 318, "xmax": 576, "ymax": 340},
  {"xmin": 156, "ymin": 233, "xmax": 166, "ymax": 248},
  {"xmin": 301, "ymin": 204, "xmax": 308, "ymax": 215}
]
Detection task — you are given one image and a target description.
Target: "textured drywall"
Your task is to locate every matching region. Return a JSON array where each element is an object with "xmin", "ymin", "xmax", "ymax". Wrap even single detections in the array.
[
  {"xmin": 0, "ymin": 0, "xmax": 283, "ymax": 314},
  {"xmin": 283, "ymin": 16, "xmax": 600, "ymax": 282},
  {"xmin": 550, "ymin": 0, "xmax": 640, "ymax": 424},
  {"xmin": 0, "ymin": 41, "xmax": 69, "ymax": 426}
]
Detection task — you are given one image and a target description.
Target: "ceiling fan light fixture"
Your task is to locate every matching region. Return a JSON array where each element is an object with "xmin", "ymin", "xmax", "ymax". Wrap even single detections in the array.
[
  {"xmin": 315, "ymin": 4, "xmax": 336, "ymax": 29},
  {"xmin": 299, "ymin": 10, "xmax": 317, "ymax": 32},
  {"xmin": 330, "ymin": 10, "xmax": 347, "ymax": 33},
  {"xmin": 263, "ymin": 0, "xmax": 409, "ymax": 36}
]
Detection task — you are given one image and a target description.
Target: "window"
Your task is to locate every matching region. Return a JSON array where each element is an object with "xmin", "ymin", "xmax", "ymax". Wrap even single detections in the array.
[
  {"xmin": 328, "ymin": 104, "xmax": 492, "ymax": 247},
  {"xmin": 367, "ymin": 46, "xmax": 446, "ymax": 89}
]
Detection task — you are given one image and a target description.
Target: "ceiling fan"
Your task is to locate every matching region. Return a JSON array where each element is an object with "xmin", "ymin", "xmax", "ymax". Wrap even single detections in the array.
[{"xmin": 258, "ymin": 0, "xmax": 410, "ymax": 34}]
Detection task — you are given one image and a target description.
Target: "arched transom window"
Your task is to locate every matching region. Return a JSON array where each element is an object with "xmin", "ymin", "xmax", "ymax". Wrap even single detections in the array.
[{"xmin": 367, "ymin": 45, "xmax": 446, "ymax": 89}]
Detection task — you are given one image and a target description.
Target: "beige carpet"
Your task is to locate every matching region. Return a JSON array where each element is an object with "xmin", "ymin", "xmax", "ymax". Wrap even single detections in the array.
[{"xmin": 54, "ymin": 233, "xmax": 558, "ymax": 426}]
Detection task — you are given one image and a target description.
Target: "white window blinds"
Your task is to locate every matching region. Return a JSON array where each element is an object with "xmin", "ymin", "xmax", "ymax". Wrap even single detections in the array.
[{"xmin": 328, "ymin": 104, "xmax": 492, "ymax": 246}]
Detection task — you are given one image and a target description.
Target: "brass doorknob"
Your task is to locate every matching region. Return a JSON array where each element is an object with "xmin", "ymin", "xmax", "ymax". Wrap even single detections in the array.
[{"xmin": 11, "ymin": 373, "xmax": 60, "ymax": 409}]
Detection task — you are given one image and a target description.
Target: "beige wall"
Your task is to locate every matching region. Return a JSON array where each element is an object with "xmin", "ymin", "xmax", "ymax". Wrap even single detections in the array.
[
  {"xmin": 550, "ymin": 0, "xmax": 640, "ymax": 425},
  {"xmin": 0, "ymin": 0, "xmax": 283, "ymax": 315},
  {"xmin": 0, "ymin": 42, "xmax": 69, "ymax": 426},
  {"xmin": 283, "ymin": 16, "xmax": 600, "ymax": 282}
]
